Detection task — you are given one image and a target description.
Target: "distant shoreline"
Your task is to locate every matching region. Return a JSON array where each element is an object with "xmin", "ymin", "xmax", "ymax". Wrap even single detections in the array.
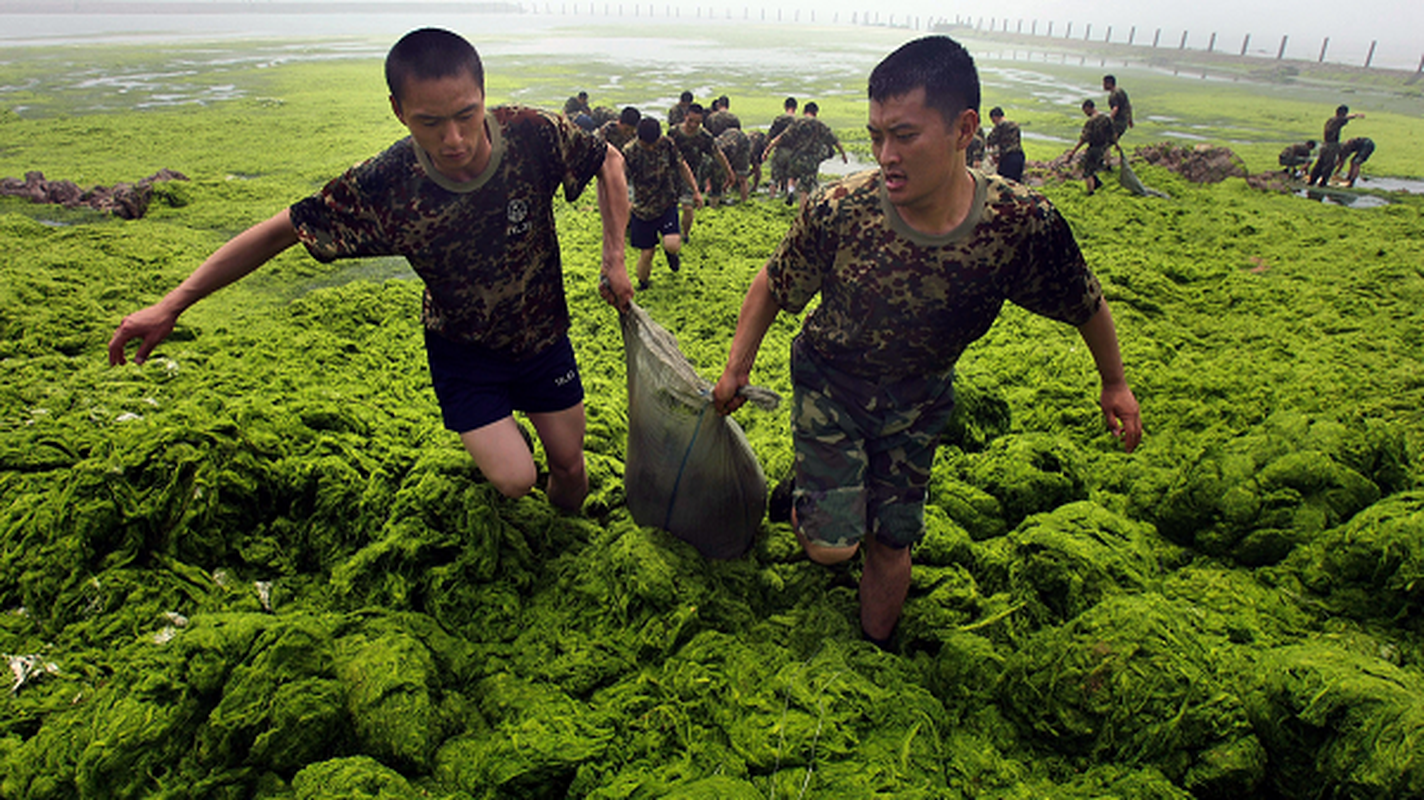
[{"xmin": 0, "ymin": 1, "xmax": 523, "ymax": 13}]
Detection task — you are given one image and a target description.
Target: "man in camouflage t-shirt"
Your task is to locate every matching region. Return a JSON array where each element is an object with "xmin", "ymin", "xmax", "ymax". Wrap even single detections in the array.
[
  {"xmin": 767, "ymin": 96, "xmax": 799, "ymax": 199},
  {"xmin": 1103, "ymin": 75, "xmax": 1132, "ymax": 141},
  {"xmin": 669, "ymin": 104, "xmax": 732, "ymax": 241},
  {"xmin": 1308, "ymin": 104, "xmax": 1365, "ymax": 187},
  {"xmin": 1067, "ymin": 99, "xmax": 1117, "ymax": 195},
  {"xmin": 765, "ymin": 103, "xmax": 848, "ymax": 206},
  {"xmin": 598, "ymin": 106, "xmax": 641, "ymax": 153},
  {"xmin": 624, "ymin": 118, "xmax": 700, "ymax": 288},
  {"xmin": 713, "ymin": 36, "xmax": 1141, "ymax": 650},
  {"xmin": 715, "ymin": 125, "xmax": 753, "ymax": 204},
  {"xmin": 109, "ymin": 28, "xmax": 635, "ymax": 513},
  {"xmin": 986, "ymin": 107, "xmax": 1024, "ymax": 182}
]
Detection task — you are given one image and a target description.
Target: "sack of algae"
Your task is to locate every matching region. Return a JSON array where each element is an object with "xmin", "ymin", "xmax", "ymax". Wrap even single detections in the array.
[{"xmin": 619, "ymin": 303, "xmax": 779, "ymax": 559}]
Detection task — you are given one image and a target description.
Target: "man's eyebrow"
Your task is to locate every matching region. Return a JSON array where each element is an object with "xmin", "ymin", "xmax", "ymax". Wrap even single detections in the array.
[{"xmin": 413, "ymin": 102, "xmax": 481, "ymax": 122}]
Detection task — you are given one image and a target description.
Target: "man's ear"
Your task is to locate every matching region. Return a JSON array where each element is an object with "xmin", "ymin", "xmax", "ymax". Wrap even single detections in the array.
[
  {"xmin": 953, "ymin": 108, "xmax": 980, "ymax": 151},
  {"xmin": 389, "ymin": 95, "xmax": 405, "ymax": 125}
]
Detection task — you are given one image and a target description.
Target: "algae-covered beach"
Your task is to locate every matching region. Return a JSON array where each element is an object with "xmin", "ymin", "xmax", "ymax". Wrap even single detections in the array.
[{"xmin": 3, "ymin": 17, "xmax": 1424, "ymax": 798}]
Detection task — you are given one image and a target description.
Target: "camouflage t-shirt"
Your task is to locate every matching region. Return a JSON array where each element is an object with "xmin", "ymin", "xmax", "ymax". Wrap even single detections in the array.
[
  {"xmin": 289, "ymin": 105, "xmax": 606, "ymax": 359},
  {"xmin": 1322, "ymin": 114, "xmax": 1351, "ymax": 144},
  {"xmin": 623, "ymin": 136, "xmax": 686, "ymax": 220},
  {"xmin": 1108, "ymin": 87, "xmax": 1132, "ymax": 131},
  {"xmin": 987, "ymin": 120, "xmax": 1022, "ymax": 155},
  {"xmin": 767, "ymin": 170, "xmax": 1103, "ymax": 379},
  {"xmin": 704, "ymin": 109, "xmax": 741, "ymax": 137},
  {"xmin": 669, "ymin": 125, "xmax": 718, "ymax": 177},
  {"xmin": 717, "ymin": 127, "xmax": 752, "ymax": 176},
  {"xmin": 779, "ymin": 117, "xmax": 839, "ymax": 181},
  {"xmin": 1081, "ymin": 113, "xmax": 1116, "ymax": 148},
  {"xmin": 598, "ymin": 120, "xmax": 637, "ymax": 153},
  {"xmin": 768, "ymin": 112, "xmax": 797, "ymax": 140}
]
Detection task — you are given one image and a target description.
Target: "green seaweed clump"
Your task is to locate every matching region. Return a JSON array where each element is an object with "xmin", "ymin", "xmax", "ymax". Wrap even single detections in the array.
[
  {"xmin": 1135, "ymin": 413, "xmax": 1390, "ymax": 565},
  {"xmin": 1290, "ymin": 489, "xmax": 1424, "ymax": 621},
  {"xmin": 1247, "ymin": 643, "xmax": 1424, "ymax": 799},
  {"xmin": 999, "ymin": 593, "xmax": 1265, "ymax": 797}
]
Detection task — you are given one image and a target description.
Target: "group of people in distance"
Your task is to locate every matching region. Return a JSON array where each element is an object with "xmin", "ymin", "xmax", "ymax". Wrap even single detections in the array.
[
  {"xmin": 109, "ymin": 29, "xmax": 1142, "ymax": 651},
  {"xmin": 1279, "ymin": 104, "xmax": 1374, "ymax": 188},
  {"xmin": 591, "ymin": 91, "xmax": 852, "ymax": 289}
]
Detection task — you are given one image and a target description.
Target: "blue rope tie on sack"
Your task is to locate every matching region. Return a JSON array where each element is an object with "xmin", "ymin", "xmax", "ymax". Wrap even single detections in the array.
[{"xmin": 664, "ymin": 400, "xmax": 710, "ymax": 531}]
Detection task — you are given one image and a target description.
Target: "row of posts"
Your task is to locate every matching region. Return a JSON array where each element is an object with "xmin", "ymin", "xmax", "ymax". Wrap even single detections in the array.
[
  {"xmin": 527, "ymin": 4, "xmax": 1422, "ymax": 76},
  {"xmin": 955, "ymin": 14, "xmax": 1420, "ymax": 73},
  {"xmin": 532, "ymin": 4, "xmax": 936, "ymax": 31}
]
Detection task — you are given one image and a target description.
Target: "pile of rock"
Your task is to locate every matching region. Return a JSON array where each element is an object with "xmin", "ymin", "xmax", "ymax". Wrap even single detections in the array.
[{"xmin": 0, "ymin": 168, "xmax": 188, "ymax": 219}]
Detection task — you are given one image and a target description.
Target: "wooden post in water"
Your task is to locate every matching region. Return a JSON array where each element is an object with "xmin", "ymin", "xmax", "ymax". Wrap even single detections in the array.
[
  {"xmin": 1046, "ymin": 21, "xmax": 1053, "ymax": 37},
  {"xmin": 1128, "ymin": 26, "xmax": 1135, "ymax": 45},
  {"xmin": 1207, "ymin": 32, "xmax": 1216, "ymax": 52},
  {"xmin": 1085, "ymin": 23, "xmax": 1092, "ymax": 41},
  {"xmin": 1240, "ymin": 33, "xmax": 1250, "ymax": 57},
  {"xmin": 1179, "ymin": 30, "xmax": 1189, "ymax": 49},
  {"xmin": 1066, "ymin": 21, "xmax": 1072, "ymax": 38},
  {"xmin": 1031, "ymin": 19, "xmax": 1037, "ymax": 35},
  {"xmin": 1318, "ymin": 37, "xmax": 1330, "ymax": 63},
  {"xmin": 1364, "ymin": 40, "xmax": 1376, "ymax": 68},
  {"xmin": 1278, "ymin": 35, "xmax": 1289, "ymax": 59},
  {"xmin": 1105, "ymin": 25, "xmax": 1112, "ymax": 43},
  {"xmin": 1152, "ymin": 28, "xmax": 1161, "ymax": 47}
]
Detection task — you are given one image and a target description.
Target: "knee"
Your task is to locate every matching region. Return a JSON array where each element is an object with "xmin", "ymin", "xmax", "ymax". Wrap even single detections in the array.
[
  {"xmin": 793, "ymin": 516, "xmax": 859, "ymax": 565},
  {"xmin": 483, "ymin": 461, "xmax": 538, "ymax": 499}
]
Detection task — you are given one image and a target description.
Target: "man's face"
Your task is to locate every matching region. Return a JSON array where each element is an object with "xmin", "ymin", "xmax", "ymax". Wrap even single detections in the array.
[
  {"xmin": 684, "ymin": 112, "xmax": 702, "ymax": 132},
  {"xmin": 868, "ymin": 87, "xmax": 973, "ymax": 210},
  {"xmin": 391, "ymin": 71, "xmax": 490, "ymax": 182},
  {"xmin": 1102, "ymin": 78, "xmax": 1113, "ymax": 91}
]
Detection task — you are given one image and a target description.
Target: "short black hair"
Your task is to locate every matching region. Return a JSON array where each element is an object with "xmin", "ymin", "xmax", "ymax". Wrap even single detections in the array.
[
  {"xmin": 868, "ymin": 36, "xmax": 980, "ymax": 126},
  {"xmin": 620, "ymin": 106, "xmax": 641, "ymax": 126},
  {"xmin": 1103, "ymin": 74, "xmax": 1116, "ymax": 85},
  {"xmin": 718, "ymin": 95, "xmax": 730, "ymax": 108},
  {"xmin": 385, "ymin": 28, "xmax": 484, "ymax": 106},
  {"xmin": 687, "ymin": 103, "xmax": 705, "ymax": 117},
  {"xmin": 989, "ymin": 106, "xmax": 1004, "ymax": 118},
  {"xmin": 1306, "ymin": 139, "xmax": 1317, "ymax": 148},
  {"xmin": 1082, "ymin": 99, "xmax": 1096, "ymax": 110},
  {"xmin": 1336, "ymin": 104, "xmax": 1350, "ymax": 115},
  {"xmin": 680, "ymin": 90, "xmax": 694, "ymax": 103},
  {"xmin": 784, "ymin": 96, "xmax": 798, "ymax": 110},
  {"xmin": 804, "ymin": 101, "xmax": 819, "ymax": 115},
  {"xmin": 637, "ymin": 117, "xmax": 661, "ymax": 143}
]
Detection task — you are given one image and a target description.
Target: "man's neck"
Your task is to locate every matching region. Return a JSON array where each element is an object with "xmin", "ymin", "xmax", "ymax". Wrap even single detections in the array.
[{"xmin": 896, "ymin": 166, "xmax": 976, "ymax": 237}]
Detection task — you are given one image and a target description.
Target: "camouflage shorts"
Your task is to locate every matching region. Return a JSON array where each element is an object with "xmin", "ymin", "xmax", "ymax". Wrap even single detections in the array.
[
  {"xmin": 1083, "ymin": 144, "xmax": 1108, "ymax": 178},
  {"xmin": 789, "ymin": 152, "xmax": 823, "ymax": 193},
  {"xmin": 789, "ymin": 336, "xmax": 956, "ymax": 549},
  {"xmin": 770, "ymin": 149, "xmax": 792, "ymax": 183}
]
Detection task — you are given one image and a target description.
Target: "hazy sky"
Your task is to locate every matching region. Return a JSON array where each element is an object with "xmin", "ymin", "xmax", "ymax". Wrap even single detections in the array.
[{"xmin": 552, "ymin": 0, "xmax": 1422, "ymax": 68}]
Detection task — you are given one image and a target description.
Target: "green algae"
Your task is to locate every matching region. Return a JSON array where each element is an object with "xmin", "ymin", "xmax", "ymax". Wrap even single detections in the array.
[{"xmin": 2, "ymin": 33, "xmax": 1424, "ymax": 800}]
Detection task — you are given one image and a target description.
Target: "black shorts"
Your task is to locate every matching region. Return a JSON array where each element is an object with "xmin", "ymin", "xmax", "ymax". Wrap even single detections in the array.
[
  {"xmin": 629, "ymin": 206, "xmax": 680, "ymax": 250},
  {"xmin": 425, "ymin": 331, "xmax": 583, "ymax": 433}
]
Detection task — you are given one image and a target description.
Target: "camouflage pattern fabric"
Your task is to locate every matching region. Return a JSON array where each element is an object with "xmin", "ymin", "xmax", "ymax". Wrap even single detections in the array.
[
  {"xmin": 781, "ymin": 117, "xmax": 840, "ymax": 188},
  {"xmin": 1108, "ymin": 87, "xmax": 1132, "ymax": 137},
  {"xmin": 1322, "ymin": 114, "xmax": 1351, "ymax": 144},
  {"xmin": 966, "ymin": 128, "xmax": 986, "ymax": 166},
  {"xmin": 768, "ymin": 112, "xmax": 797, "ymax": 141},
  {"xmin": 987, "ymin": 120, "xmax": 1022, "ymax": 155},
  {"xmin": 598, "ymin": 120, "xmax": 637, "ymax": 153},
  {"xmin": 717, "ymin": 128, "xmax": 751, "ymax": 177},
  {"xmin": 290, "ymin": 105, "xmax": 605, "ymax": 360},
  {"xmin": 1278, "ymin": 143, "xmax": 1313, "ymax": 167},
  {"xmin": 1082, "ymin": 113, "xmax": 1116, "ymax": 148},
  {"xmin": 766, "ymin": 169, "xmax": 1103, "ymax": 380},
  {"xmin": 623, "ymin": 136, "xmax": 686, "ymax": 221},
  {"xmin": 667, "ymin": 104, "xmax": 688, "ymax": 127},
  {"xmin": 704, "ymin": 109, "xmax": 741, "ymax": 137},
  {"xmin": 669, "ymin": 125, "xmax": 718, "ymax": 202},
  {"xmin": 748, "ymin": 130, "xmax": 769, "ymax": 165},
  {"xmin": 789, "ymin": 335, "xmax": 957, "ymax": 549}
]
